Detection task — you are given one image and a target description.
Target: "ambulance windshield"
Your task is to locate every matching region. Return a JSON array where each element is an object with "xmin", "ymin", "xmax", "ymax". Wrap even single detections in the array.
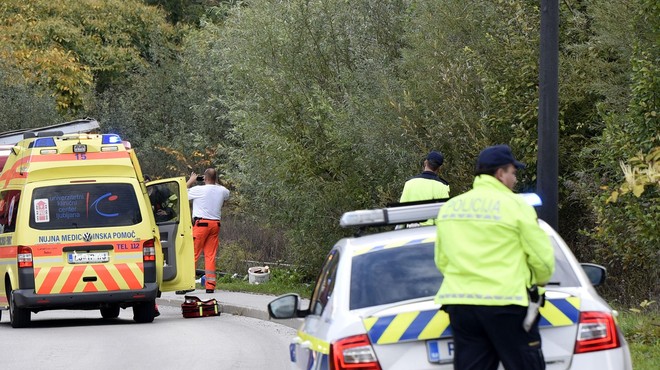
[{"xmin": 29, "ymin": 183, "xmax": 142, "ymax": 230}]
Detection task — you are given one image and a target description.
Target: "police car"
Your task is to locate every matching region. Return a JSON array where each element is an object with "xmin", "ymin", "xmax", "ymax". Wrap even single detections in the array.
[{"xmin": 268, "ymin": 199, "xmax": 633, "ymax": 370}]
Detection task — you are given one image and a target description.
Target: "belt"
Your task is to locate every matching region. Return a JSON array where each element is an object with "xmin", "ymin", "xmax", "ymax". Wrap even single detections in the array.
[{"xmin": 194, "ymin": 217, "xmax": 221, "ymax": 227}]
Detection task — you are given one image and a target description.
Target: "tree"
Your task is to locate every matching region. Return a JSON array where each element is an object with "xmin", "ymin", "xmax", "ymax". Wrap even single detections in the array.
[
  {"xmin": 216, "ymin": 0, "xmax": 412, "ymax": 275},
  {"xmin": 589, "ymin": 0, "xmax": 659, "ymax": 303},
  {"xmin": 0, "ymin": 63, "xmax": 63, "ymax": 131},
  {"xmin": 0, "ymin": 0, "xmax": 179, "ymax": 113},
  {"xmin": 143, "ymin": 0, "xmax": 233, "ymax": 26}
]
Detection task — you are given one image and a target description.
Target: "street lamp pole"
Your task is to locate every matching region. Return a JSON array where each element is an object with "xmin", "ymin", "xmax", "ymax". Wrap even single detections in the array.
[{"xmin": 537, "ymin": 0, "xmax": 559, "ymax": 230}]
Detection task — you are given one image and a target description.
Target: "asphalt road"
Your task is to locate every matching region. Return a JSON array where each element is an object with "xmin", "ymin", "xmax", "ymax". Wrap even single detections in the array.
[{"xmin": 0, "ymin": 304, "xmax": 296, "ymax": 370}]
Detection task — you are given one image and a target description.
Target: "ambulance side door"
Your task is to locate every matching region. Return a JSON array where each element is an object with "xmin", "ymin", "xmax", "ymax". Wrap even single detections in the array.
[{"xmin": 146, "ymin": 177, "xmax": 195, "ymax": 291}]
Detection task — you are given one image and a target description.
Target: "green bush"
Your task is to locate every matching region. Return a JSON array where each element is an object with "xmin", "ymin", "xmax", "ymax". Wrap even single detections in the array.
[{"xmin": 216, "ymin": 240, "xmax": 256, "ymax": 276}]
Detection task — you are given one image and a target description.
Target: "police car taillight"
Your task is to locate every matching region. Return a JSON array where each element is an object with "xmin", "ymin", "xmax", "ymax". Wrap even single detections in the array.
[
  {"xmin": 574, "ymin": 311, "xmax": 620, "ymax": 354},
  {"xmin": 330, "ymin": 334, "xmax": 381, "ymax": 370},
  {"xmin": 143, "ymin": 239, "xmax": 156, "ymax": 262},
  {"xmin": 17, "ymin": 246, "xmax": 33, "ymax": 268}
]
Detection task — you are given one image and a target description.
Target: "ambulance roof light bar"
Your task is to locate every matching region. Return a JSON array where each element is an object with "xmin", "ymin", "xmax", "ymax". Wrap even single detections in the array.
[
  {"xmin": 102, "ymin": 134, "xmax": 122, "ymax": 144},
  {"xmin": 23, "ymin": 131, "xmax": 64, "ymax": 139}
]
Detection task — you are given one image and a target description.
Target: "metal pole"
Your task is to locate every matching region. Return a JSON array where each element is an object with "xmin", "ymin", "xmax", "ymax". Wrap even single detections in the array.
[{"xmin": 537, "ymin": 0, "xmax": 559, "ymax": 230}]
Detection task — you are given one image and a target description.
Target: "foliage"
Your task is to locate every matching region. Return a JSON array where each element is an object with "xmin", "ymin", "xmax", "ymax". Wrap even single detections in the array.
[
  {"xmin": 143, "ymin": 0, "xmax": 237, "ymax": 26},
  {"xmin": 583, "ymin": 0, "xmax": 660, "ymax": 305},
  {"xmin": 217, "ymin": 0, "xmax": 413, "ymax": 278},
  {"xmin": 220, "ymin": 214, "xmax": 289, "ymax": 263},
  {"xmin": 0, "ymin": 64, "xmax": 64, "ymax": 131},
  {"xmin": 592, "ymin": 148, "xmax": 659, "ymax": 303},
  {"xmin": 397, "ymin": 0, "xmax": 547, "ymax": 192},
  {"xmin": 215, "ymin": 240, "xmax": 255, "ymax": 276},
  {"xmin": 0, "ymin": 0, "xmax": 179, "ymax": 113},
  {"xmin": 607, "ymin": 148, "xmax": 660, "ymax": 202},
  {"xmin": 214, "ymin": 0, "xmax": 659, "ymax": 288},
  {"xmin": 91, "ymin": 31, "xmax": 233, "ymax": 182}
]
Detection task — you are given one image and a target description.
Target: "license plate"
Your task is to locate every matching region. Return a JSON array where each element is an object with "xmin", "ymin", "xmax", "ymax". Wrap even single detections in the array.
[
  {"xmin": 427, "ymin": 339, "xmax": 454, "ymax": 364},
  {"xmin": 68, "ymin": 252, "xmax": 109, "ymax": 264}
]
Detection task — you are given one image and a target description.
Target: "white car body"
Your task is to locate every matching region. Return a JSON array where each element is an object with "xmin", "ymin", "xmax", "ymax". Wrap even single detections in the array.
[{"xmin": 269, "ymin": 203, "xmax": 633, "ymax": 370}]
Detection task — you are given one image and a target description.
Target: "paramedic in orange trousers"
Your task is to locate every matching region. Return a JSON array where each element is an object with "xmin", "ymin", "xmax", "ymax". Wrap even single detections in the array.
[{"xmin": 187, "ymin": 168, "xmax": 231, "ymax": 293}]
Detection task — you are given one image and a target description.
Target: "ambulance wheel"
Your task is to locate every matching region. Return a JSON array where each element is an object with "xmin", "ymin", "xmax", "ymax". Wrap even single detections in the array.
[
  {"xmin": 101, "ymin": 304, "xmax": 120, "ymax": 319},
  {"xmin": 9, "ymin": 290, "xmax": 31, "ymax": 328},
  {"xmin": 133, "ymin": 301, "xmax": 155, "ymax": 323}
]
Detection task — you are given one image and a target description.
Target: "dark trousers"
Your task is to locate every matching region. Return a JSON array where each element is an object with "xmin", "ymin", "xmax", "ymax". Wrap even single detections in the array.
[{"xmin": 444, "ymin": 304, "xmax": 545, "ymax": 370}]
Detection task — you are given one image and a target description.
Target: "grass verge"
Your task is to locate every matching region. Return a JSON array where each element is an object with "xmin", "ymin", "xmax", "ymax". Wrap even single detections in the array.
[
  {"xmin": 214, "ymin": 268, "xmax": 313, "ymax": 298},
  {"xmin": 616, "ymin": 303, "xmax": 659, "ymax": 370}
]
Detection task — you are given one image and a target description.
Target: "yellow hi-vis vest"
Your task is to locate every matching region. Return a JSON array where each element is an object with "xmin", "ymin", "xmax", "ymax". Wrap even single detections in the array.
[
  {"xmin": 434, "ymin": 175, "xmax": 555, "ymax": 306},
  {"xmin": 400, "ymin": 178, "xmax": 450, "ymax": 203},
  {"xmin": 400, "ymin": 173, "xmax": 450, "ymax": 225}
]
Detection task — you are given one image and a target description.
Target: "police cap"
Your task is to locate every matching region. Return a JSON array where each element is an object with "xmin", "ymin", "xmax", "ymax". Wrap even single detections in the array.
[{"xmin": 477, "ymin": 145, "xmax": 525, "ymax": 170}]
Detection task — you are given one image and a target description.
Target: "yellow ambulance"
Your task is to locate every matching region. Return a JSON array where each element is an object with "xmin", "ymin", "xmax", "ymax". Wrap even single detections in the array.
[{"xmin": 0, "ymin": 130, "xmax": 195, "ymax": 327}]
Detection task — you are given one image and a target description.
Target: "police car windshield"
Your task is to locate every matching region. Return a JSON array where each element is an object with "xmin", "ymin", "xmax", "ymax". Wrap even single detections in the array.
[
  {"xmin": 30, "ymin": 183, "xmax": 142, "ymax": 230},
  {"xmin": 350, "ymin": 242, "xmax": 443, "ymax": 310},
  {"xmin": 349, "ymin": 237, "xmax": 581, "ymax": 310}
]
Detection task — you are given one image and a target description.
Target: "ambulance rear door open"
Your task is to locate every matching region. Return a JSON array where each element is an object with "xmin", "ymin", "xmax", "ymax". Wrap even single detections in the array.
[{"xmin": 147, "ymin": 177, "xmax": 195, "ymax": 292}]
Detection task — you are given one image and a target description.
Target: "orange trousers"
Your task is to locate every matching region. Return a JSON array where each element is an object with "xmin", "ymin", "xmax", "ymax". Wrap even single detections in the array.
[{"xmin": 193, "ymin": 219, "xmax": 220, "ymax": 291}]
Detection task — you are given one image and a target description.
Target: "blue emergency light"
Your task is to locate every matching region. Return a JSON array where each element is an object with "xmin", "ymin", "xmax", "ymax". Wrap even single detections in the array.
[
  {"xmin": 32, "ymin": 138, "xmax": 56, "ymax": 147},
  {"xmin": 520, "ymin": 193, "xmax": 543, "ymax": 207},
  {"xmin": 102, "ymin": 134, "xmax": 122, "ymax": 144}
]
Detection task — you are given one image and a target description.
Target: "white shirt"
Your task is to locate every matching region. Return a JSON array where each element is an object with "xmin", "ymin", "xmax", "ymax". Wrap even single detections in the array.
[{"xmin": 187, "ymin": 184, "xmax": 230, "ymax": 220}]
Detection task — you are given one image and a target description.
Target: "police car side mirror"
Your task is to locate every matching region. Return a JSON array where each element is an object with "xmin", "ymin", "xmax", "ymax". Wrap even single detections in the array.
[
  {"xmin": 581, "ymin": 263, "xmax": 607, "ymax": 287},
  {"xmin": 268, "ymin": 293, "xmax": 302, "ymax": 319}
]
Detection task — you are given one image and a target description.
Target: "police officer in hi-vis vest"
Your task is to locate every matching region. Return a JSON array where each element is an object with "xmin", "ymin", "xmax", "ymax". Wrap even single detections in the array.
[
  {"xmin": 434, "ymin": 145, "xmax": 555, "ymax": 370},
  {"xmin": 399, "ymin": 150, "xmax": 450, "ymax": 225},
  {"xmin": 187, "ymin": 168, "xmax": 230, "ymax": 293}
]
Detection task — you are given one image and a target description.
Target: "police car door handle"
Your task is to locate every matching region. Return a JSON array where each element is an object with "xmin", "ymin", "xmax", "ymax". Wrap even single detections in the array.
[{"xmin": 291, "ymin": 337, "xmax": 312, "ymax": 349}]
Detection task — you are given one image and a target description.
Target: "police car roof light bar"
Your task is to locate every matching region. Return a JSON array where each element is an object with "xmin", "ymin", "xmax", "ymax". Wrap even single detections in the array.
[
  {"xmin": 340, "ymin": 202, "xmax": 444, "ymax": 228},
  {"xmin": 339, "ymin": 193, "xmax": 543, "ymax": 228}
]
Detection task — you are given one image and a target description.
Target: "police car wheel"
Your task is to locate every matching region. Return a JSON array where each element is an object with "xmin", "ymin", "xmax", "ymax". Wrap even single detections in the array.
[
  {"xmin": 133, "ymin": 301, "xmax": 155, "ymax": 323},
  {"xmin": 101, "ymin": 304, "xmax": 121, "ymax": 319},
  {"xmin": 9, "ymin": 290, "xmax": 31, "ymax": 328}
]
